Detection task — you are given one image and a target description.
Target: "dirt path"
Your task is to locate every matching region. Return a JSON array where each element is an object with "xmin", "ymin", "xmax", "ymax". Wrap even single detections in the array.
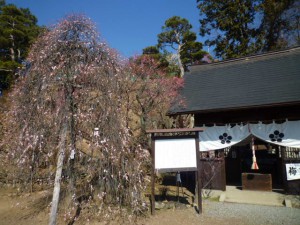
[
  {"xmin": 1, "ymin": 187, "xmax": 299, "ymax": 225},
  {"xmin": 0, "ymin": 189, "xmax": 243, "ymax": 225},
  {"xmin": 0, "ymin": 188, "xmax": 55, "ymax": 225}
]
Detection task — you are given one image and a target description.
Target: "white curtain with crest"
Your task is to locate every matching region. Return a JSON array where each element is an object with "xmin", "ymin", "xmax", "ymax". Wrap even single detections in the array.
[
  {"xmin": 199, "ymin": 124, "xmax": 250, "ymax": 151},
  {"xmin": 199, "ymin": 120, "xmax": 300, "ymax": 151},
  {"xmin": 250, "ymin": 120, "xmax": 300, "ymax": 148}
]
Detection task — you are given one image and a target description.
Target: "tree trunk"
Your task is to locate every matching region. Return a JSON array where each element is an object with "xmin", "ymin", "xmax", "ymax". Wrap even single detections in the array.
[
  {"xmin": 67, "ymin": 78, "xmax": 76, "ymax": 194},
  {"xmin": 177, "ymin": 44, "xmax": 184, "ymax": 78},
  {"xmin": 10, "ymin": 47, "xmax": 15, "ymax": 62},
  {"xmin": 49, "ymin": 124, "xmax": 68, "ymax": 225},
  {"xmin": 9, "ymin": 33, "xmax": 15, "ymax": 61},
  {"xmin": 17, "ymin": 49, "xmax": 21, "ymax": 60}
]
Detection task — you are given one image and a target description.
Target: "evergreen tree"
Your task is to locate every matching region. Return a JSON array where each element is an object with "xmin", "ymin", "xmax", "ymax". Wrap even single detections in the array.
[
  {"xmin": 258, "ymin": 0, "xmax": 298, "ymax": 51},
  {"xmin": 197, "ymin": 0, "xmax": 299, "ymax": 59},
  {"xmin": 157, "ymin": 16, "xmax": 206, "ymax": 77},
  {"xmin": 142, "ymin": 45, "xmax": 163, "ymax": 63},
  {"xmin": 0, "ymin": 1, "xmax": 41, "ymax": 89},
  {"xmin": 142, "ymin": 45, "xmax": 180, "ymax": 76},
  {"xmin": 197, "ymin": 0, "xmax": 259, "ymax": 59}
]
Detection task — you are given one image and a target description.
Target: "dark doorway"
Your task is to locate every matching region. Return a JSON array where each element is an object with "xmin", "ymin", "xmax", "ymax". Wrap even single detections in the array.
[{"xmin": 225, "ymin": 137, "xmax": 283, "ymax": 190}]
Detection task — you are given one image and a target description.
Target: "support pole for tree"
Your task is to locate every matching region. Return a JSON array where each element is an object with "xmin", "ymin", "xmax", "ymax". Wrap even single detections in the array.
[
  {"xmin": 49, "ymin": 124, "xmax": 67, "ymax": 225},
  {"xmin": 150, "ymin": 133, "xmax": 156, "ymax": 215}
]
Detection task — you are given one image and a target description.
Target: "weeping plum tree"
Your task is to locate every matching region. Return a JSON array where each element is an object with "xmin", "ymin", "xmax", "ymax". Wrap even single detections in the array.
[{"xmin": 2, "ymin": 15, "xmax": 149, "ymax": 224}]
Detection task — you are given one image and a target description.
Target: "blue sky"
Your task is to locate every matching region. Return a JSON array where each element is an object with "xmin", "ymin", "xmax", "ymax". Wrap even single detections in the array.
[{"xmin": 7, "ymin": 0, "xmax": 205, "ymax": 57}]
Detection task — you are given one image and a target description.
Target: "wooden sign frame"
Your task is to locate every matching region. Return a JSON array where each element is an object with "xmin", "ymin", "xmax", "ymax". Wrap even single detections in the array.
[
  {"xmin": 147, "ymin": 128, "xmax": 204, "ymax": 215},
  {"xmin": 154, "ymin": 135, "xmax": 197, "ymax": 172}
]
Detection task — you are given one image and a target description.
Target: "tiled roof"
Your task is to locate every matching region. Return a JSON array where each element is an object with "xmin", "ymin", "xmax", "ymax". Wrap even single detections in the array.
[{"xmin": 169, "ymin": 47, "xmax": 300, "ymax": 115}]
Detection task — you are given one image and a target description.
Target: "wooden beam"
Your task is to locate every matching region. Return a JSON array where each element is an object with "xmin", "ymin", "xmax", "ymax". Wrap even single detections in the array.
[
  {"xmin": 169, "ymin": 102, "xmax": 300, "ymax": 117},
  {"xmin": 146, "ymin": 127, "xmax": 204, "ymax": 134},
  {"xmin": 195, "ymin": 131, "xmax": 202, "ymax": 214},
  {"xmin": 194, "ymin": 104, "xmax": 300, "ymax": 125}
]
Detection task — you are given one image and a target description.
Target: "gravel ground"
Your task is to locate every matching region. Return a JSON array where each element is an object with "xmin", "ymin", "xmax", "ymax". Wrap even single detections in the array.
[
  {"xmin": 202, "ymin": 200, "xmax": 300, "ymax": 225},
  {"xmin": 139, "ymin": 199, "xmax": 300, "ymax": 225}
]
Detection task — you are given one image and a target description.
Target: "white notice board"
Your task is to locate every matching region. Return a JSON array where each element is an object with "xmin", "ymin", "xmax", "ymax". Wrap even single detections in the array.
[
  {"xmin": 155, "ymin": 138, "xmax": 197, "ymax": 172},
  {"xmin": 286, "ymin": 163, "xmax": 300, "ymax": 180}
]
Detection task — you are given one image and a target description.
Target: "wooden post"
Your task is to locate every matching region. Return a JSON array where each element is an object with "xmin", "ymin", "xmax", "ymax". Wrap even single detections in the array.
[
  {"xmin": 220, "ymin": 150, "xmax": 226, "ymax": 191},
  {"xmin": 145, "ymin": 128, "xmax": 205, "ymax": 215},
  {"xmin": 281, "ymin": 146, "xmax": 288, "ymax": 193},
  {"xmin": 151, "ymin": 134, "xmax": 155, "ymax": 215},
  {"xmin": 195, "ymin": 131, "xmax": 202, "ymax": 214}
]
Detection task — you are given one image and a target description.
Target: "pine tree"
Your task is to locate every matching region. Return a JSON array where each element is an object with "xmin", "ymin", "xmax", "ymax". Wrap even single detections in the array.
[
  {"xmin": 157, "ymin": 16, "xmax": 206, "ymax": 77},
  {"xmin": 0, "ymin": 1, "xmax": 41, "ymax": 89}
]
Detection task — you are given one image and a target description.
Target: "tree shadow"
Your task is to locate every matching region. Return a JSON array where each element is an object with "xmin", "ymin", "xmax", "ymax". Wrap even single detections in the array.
[{"xmin": 67, "ymin": 194, "xmax": 90, "ymax": 225}]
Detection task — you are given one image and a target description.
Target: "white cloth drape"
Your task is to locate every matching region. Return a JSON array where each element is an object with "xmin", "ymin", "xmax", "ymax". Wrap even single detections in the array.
[
  {"xmin": 199, "ymin": 124, "xmax": 250, "ymax": 151},
  {"xmin": 199, "ymin": 120, "xmax": 300, "ymax": 151},
  {"xmin": 250, "ymin": 120, "xmax": 300, "ymax": 148}
]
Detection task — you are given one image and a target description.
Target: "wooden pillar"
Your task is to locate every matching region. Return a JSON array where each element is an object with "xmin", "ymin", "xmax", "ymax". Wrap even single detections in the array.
[
  {"xmin": 220, "ymin": 150, "xmax": 226, "ymax": 191},
  {"xmin": 150, "ymin": 134, "xmax": 156, "ymax": 215},
  {"xmin": 195, "ymin": 131, "xmax": 202, "ymax": 214},
  {"xmin": 281, "ymin": 146, "xmax": 288, "ymax": 193}
]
